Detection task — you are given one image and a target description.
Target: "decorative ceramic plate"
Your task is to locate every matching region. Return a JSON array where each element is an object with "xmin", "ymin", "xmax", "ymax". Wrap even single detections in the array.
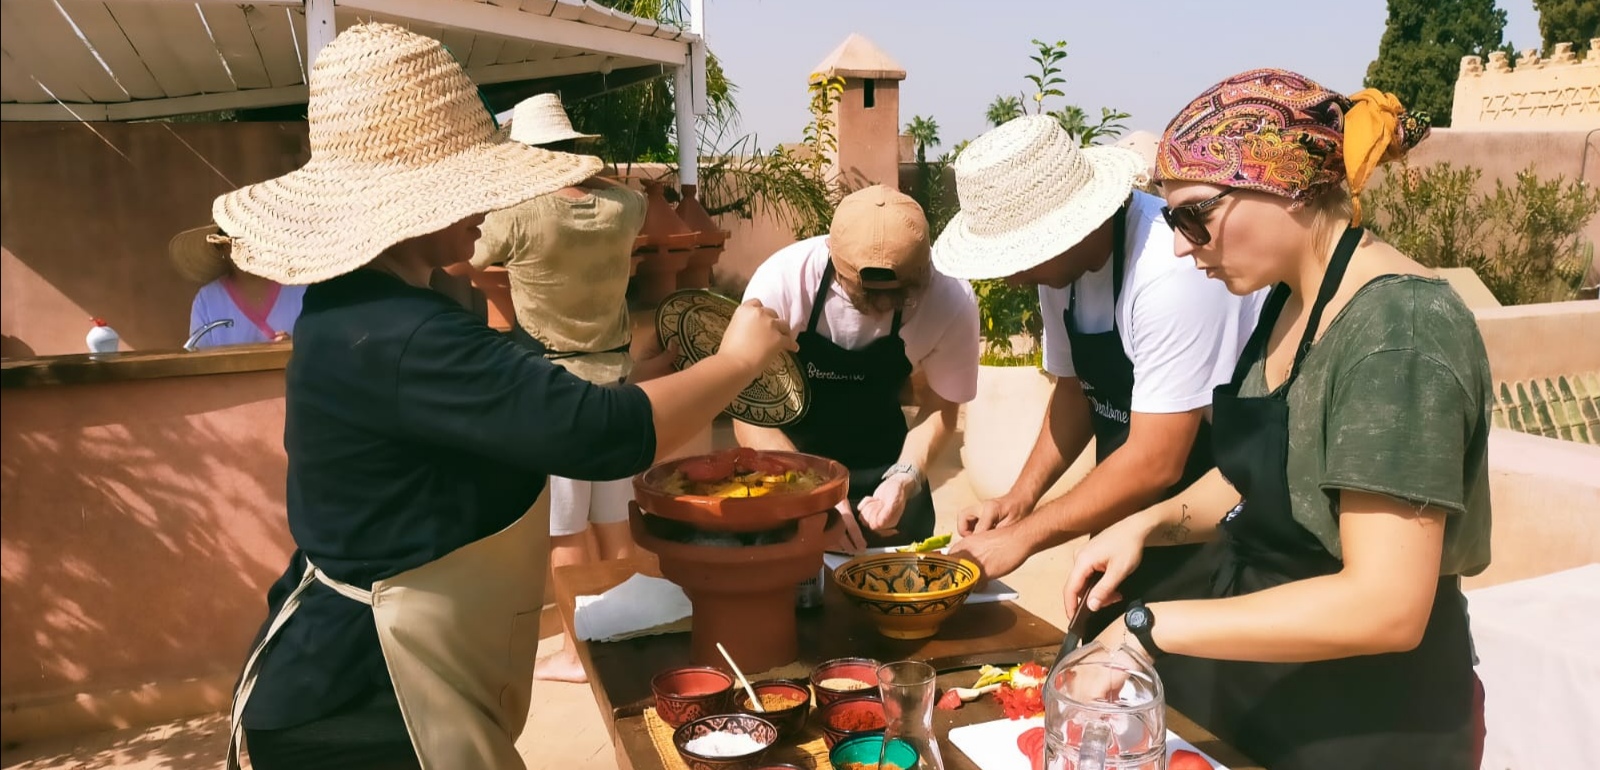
[{"xmin": 656, "ymin": 289, "xmax": 809, "ymax": 427}]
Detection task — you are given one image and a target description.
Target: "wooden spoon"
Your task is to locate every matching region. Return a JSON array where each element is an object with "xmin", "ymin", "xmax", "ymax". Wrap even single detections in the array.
[{"xmin": 716, "ymin": 642, "xmax": 765, "ymax": 713}]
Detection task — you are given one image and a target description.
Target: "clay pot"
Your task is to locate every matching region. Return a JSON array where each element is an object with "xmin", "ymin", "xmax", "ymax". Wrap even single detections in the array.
[
  {"xmin": 633, "ymin": 181, "xmax": 700, "ymax": 304},
  {"xmin": 633, "ymin": 451, "xmax": 848, "ymax": 533},
  {"xmin": 675, "ymin": 185, "xmax": 730, "ymax": 290},
  {"xmin": 630, "ymin": 505, "xmax": 840, "ymax": 674}
]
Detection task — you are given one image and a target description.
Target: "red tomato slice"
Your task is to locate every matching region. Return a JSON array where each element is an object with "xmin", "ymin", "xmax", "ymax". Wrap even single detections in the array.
[
  {"xmin": 936, "ymin": 689, "xmax": 964, "ymax": 711},
  {"xmin": 680, "ymin": 457, "xmax": 734, "ymax": 483},
  {"xmin": 751, "ymin": 456, "xmax": 791, "ymax": 475},
  {"xmin": 1169, "ymin": 749, "xmax": 1212, "ymax": 770},
  {"xmin": 733, "ymin": 447, "xmax": 761, "ymax": 474},
  {"xmin": 1016, "ymin": 726, "xmax": 1046, "ymax": 770}
]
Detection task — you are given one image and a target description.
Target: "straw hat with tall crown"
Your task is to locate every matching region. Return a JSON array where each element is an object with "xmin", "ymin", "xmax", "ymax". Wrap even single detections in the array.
[
  {"xmin": 212, "ymin": 23, "xmax": 602, "ymax": 285},
  {"xmin": 932, "ymin": 115, "xmax": 1146, "ymax": 280},
  {"xmin": 507, "ymin": 93, "xmax": 600, "ymax": 147},
  {"xmin": 168, "ymin": 224, "xmax": 232, "ymax": 284}
]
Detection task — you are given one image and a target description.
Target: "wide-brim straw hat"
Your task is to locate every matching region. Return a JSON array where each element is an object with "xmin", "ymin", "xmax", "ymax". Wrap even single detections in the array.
[
  {"xmin": 506, "ymin": 93, "xmax": 600, "ymax": 147},
  {"xmin": 168, "ymin": 224, "xmax": 231, "ymax": 284},
  {"xmin": 932, "ymin": 115, "xmax": 1147, "ymax": 281},
  {"xmin": 213, "ymin": 23, "xmax": 602, "ymax": 285}
]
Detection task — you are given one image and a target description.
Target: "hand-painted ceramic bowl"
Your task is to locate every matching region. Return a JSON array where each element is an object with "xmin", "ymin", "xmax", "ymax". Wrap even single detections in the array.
[
  {"xmin": 833, "ymin": 552, "xmax": 981, "ymax": 639},
  {"xmin": 652, "ymin": 666, "xmax": 735, "ymax": 728},
  {"xmin": 817, "ymin": 694, "xmax": 888, "ymax": 749},
  {"xmin": 829, "ymin": 733, "xmax": 921, "ymax": 769},
  {"xmin": 731, "ymin": 679, "xmax": 812, "ymax": 741},
  {"xmin": 809, "ymin": 657, "xmax": 882, "ymax": 708},
  {"xmin": 671, "ymin": 713, "xmax": 779, "ymax": 770}
]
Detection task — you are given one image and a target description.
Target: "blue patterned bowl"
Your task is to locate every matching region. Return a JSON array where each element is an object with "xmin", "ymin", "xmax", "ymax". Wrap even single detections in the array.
[{"xmin": 833, "ymin": 552, "xmax": 980, "ymax": 639}]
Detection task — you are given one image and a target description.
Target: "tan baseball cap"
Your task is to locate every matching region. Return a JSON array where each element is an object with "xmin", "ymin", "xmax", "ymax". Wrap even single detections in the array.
[{"xmin": 828, "ymin": 185, "xmax": 930, "ymax": 290}]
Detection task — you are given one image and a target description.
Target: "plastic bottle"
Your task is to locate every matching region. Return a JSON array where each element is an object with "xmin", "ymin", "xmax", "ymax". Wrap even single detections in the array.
[{"xmin": 86, "ymin": 317, "xmax": 120, "ymax": 353}]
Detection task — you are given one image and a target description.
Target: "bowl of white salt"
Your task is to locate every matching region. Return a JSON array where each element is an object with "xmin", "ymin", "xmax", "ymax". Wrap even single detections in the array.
[{"xmin": 671, "ymin": 713, "xmax": 779, "ymax": 770}]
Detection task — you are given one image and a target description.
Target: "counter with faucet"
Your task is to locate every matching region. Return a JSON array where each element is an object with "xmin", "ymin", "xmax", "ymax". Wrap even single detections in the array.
[{"xmin": 0, "ymin": 339, "xmax": 291, "ymax": 389}]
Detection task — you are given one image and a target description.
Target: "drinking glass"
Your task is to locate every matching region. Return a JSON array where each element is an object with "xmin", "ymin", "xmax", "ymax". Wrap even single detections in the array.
[{"xmin": 877, "ymin": 660, "xmax": 944, "ymax": 770}]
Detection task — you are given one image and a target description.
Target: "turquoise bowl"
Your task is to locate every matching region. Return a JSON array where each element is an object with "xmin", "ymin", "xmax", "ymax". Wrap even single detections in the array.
[{"xmin": 828, "ymin": 733, "xmax": 920, "ymax": 769}]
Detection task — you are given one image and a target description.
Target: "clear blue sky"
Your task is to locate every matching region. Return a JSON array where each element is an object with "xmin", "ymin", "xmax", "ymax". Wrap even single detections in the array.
[{"xmin": 701, "ymin": 0, "xmax": 1543, "ymax": 152}]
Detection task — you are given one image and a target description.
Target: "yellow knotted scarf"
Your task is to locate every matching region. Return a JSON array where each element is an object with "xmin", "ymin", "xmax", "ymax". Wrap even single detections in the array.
[{"xmin": 1343, "ymin": 88, "xmax": 1408, "ymax": 226}]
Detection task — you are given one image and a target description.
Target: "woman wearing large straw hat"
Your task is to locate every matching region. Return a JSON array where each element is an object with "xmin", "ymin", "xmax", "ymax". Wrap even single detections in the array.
[
  {"xmin": 1064, "ymin": 70, "xmax": 1489, "ymax": 769},
  {"xmin": 934, "ymin": 116, "xmax": 1264, "ymax": 637},
  {"xmin": 169, "ymin": 224, "xmax": 303, "ymax": 348},
  {"xmin": 221, "ymin": 23, "xmax": 795, "ymax": 770},
  {"xmin": 469, "ymin": 92, "xmax": 648, "ymax": 685}
]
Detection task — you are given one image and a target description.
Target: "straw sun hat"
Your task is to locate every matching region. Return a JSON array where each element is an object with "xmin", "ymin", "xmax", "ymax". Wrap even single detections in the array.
[
  {"xmin": 506, "ymin": 93, "xmax": 600, "ymax": 147},
  {"xmin": 932, "ymin": 115, "xmax": 1147, "ymax": 280},
  {"xmin": 168, "ymin": 224, "xmax": 232, "ymax": 284},
  {"xmin": 212, "ymin": 23, "xmax": 602, "ymax": 285}
]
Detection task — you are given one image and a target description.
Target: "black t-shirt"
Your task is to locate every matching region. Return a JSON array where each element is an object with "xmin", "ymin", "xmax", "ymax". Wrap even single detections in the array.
[{"xmin": 242, "ymin": 269, "xmax": 655, "ymax": 729}]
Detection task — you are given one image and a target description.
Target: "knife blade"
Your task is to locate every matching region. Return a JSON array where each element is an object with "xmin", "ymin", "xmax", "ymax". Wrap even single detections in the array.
[{"xmin": 1053, "ymin": 572, "xmax": 1102, "ymax": 665}]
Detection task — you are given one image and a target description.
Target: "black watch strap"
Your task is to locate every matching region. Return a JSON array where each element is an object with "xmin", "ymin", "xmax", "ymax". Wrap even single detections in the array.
[{"xmin": 1124, "ymin": 600, "xmax": 1165, "ymax": 658}]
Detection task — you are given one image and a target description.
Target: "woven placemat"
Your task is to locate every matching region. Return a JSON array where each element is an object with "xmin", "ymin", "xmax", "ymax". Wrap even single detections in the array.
[{"xmin": 643, "ymin": 706, "xmax": 836, "ymax": 769}]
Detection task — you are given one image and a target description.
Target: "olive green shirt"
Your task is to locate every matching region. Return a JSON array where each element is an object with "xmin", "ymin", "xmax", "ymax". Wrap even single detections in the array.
[{"xmin": 1239, "ymin": 276, "xmax": 1493, "ymax": 576}]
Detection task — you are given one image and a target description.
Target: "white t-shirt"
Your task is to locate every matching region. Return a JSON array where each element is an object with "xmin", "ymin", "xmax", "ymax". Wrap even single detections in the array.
[
  {"xmin": 743, "ymin": 236, "xmax": 981, "ymax": 404},
  {"xmin": 1039, "ymin": 191, "xmax": 1267, "ymax": 414}
]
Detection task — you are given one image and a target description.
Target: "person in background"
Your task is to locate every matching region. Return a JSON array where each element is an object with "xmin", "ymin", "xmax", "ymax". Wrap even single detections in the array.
[
  {"xmin": 220, "ymin": 24, "xmax": 794, "ymax": 770},
  {"xmin": 170, "ymin": 224, "xmax": 303, "ymax": 347},
  {"xmin": 933, "ymin": 116, "xmax": 1264, "ymax": 636},
  {"xmin": 469, "ymin": 92, "xmax": 655, "ymax": 684},
  {"xmin": 1065, "ymin": 69, "xmax": 1490, "ymax": 769},
  {"xmin": 737, "ymin": 185, "xmax": 981, "ymax": 550}
]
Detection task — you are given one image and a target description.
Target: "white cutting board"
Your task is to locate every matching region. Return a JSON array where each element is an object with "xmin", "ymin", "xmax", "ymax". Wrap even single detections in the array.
[{"xmin": 947, "ymin": 716, "xmax": 1230, "ymax": 770}]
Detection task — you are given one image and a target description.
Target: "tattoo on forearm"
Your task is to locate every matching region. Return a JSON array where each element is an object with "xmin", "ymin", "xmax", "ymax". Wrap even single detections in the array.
[{"xmin": 1158, "ymin": 505, "xmax": 1192, "ymax": 544}]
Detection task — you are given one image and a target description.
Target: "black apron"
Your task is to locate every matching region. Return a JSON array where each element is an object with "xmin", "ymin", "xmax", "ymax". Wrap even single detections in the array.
[
  {"xmin": 1068, "ymin": 206, "xmax": 1211, "ymax": 637},
  {"xmin": 1149, "ymin": 226, "xmax": 1479, "ymax": 770},
  {"xmin": 781, "ymin": 262, "xmax": 934, "ymax": 547}
]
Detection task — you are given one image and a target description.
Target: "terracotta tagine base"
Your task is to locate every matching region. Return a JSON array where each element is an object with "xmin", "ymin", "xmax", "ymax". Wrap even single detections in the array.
[{"xmin": 631, "ymin": 451, "xmax": 849, "ymax": 672}]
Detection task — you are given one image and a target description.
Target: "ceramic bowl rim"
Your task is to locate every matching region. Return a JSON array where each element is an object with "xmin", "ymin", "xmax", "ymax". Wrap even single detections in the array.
[
  {"xmin": 828, "ymin": 732, "xmax": 921, "ymax": 767},
  {"xmin": 731, "ymin": 679, "xmax": 812, "ymax": 716},
  {"xmin": 670, "ymin": 713, "xmax": 779, "ymax": 761},
  {"xmin": 652, "ymin": 665, "xmax": 735, "ymax": 699},
  {"xmin": 809, "ymin": 657, "xmax": 883, "ymax": 696},
  {"xmin": 833, "ymin": 552, "xmax": 981, "ymax": 602},
  {"xmin": 817, "ymin": 693, "xmax": 888, "ymax": 733}
]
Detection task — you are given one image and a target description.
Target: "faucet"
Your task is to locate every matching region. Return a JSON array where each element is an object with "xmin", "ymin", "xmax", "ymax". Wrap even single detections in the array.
[{"xmin": 184, "ymin": 319, "xmax": 234, "ymax": 351}]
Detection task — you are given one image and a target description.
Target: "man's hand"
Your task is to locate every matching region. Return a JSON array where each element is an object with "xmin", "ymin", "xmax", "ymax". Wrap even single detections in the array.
[
  {"xmin": 957, "ymin": 492, "xmax": 1034, "ymax": 537},
  {"xmin": 949, "ymin": 527, "xmax": 1036, "ymax": 579},
  {"xmin": 858, "ymin": 474, "xmax": 915, "ymax": 534},
  {"xmin": 830, "ymin": 498, "xmax": 868, "ymax": 554}
]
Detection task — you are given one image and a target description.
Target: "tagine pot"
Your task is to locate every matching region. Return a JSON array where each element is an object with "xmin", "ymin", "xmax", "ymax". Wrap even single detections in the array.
[
  {"xmin": 674, "ymin": 185, "xmax": 730, "ymax": 290},
  {"xmin": 631, "ymin": 451, "xmax": 848, "ymax": 672}
]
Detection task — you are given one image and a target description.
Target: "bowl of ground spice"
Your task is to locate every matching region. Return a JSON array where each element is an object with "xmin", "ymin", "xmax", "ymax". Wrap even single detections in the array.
[
  {"xmin": 810, "ymin": 657, "xmax": 882, "ymax": 708},
  {"xmin": 817, "ymin": 694, "xmax": 888, "ymax": 749},
  {"xmin": 731, "ymin": 679, "xmax": 812, "ymax": 741}
]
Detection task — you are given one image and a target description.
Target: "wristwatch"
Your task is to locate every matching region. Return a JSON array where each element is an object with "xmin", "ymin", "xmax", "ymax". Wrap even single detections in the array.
[
  {"xmin": 1124, "ymin": 600, "xmax": 1165, "ymax": 658},
  {"xmin": 881, "ymin": 462, "xmax": 925, "ymax": 494}
]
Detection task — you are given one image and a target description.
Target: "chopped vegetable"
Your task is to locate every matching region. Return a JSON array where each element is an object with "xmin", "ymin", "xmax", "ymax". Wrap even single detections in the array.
[
  {"xmin": 1017, "ymin": 726, "xmax": 1046, "ymax": 770},
  {"xmin": 936, "ymin": 689, "xmax": 964, "ymax": 711},
  {"xmin": 897, "ymin": 533, "xmax": 953, "ymax": 553}
]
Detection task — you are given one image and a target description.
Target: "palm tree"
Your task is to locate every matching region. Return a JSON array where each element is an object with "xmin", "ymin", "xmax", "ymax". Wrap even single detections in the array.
[
  {"xmin": 985, "ymin": 95, "xmax": 1024, "ymax": 127},
  {"xmin": 905, "ymin": 115, "xmax": 941, "ymax": 165}
]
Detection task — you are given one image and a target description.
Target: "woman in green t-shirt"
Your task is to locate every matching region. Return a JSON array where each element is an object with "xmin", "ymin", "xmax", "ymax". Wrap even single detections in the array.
[{"xmin": 1063, "ymin": 69, "xmax": 1491, "ymax": 770}]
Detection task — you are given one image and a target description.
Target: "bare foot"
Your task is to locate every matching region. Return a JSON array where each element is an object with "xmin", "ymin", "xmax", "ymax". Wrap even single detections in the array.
[{"xmin": 533, "ymin": 645, "xmax": 588, "ymax": 683}]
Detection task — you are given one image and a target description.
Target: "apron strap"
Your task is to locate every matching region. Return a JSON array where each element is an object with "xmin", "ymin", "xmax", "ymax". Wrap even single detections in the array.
[
  {"xmin": 221, "ymin": 277, "xmax": 282, "ymax": 340},
  {"xmin": 1067, "ymin": 204, "xmax": 1130, "ymax": 331},
  {"xmin": 226, "ymin": 560, "xmax": 320, "ymax": 770},
  {"xmin": 806, "ymin": 262, "xmax": 835, "ymax": 333},
  {"xmin": 1226, "ymin": 226, "xmax": 1364, "ymax": 388}
]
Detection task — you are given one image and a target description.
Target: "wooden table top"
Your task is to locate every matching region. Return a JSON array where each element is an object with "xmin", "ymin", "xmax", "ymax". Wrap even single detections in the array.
[{"xmin": 553, "ymin": 554, "xmax": 1262, "ymax": 770}]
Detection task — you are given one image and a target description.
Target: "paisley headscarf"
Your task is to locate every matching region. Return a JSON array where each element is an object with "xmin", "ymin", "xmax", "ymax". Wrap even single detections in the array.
[{"xmin": 1156, "ymin": 68, "xmax": 1430, "ymax": 225}]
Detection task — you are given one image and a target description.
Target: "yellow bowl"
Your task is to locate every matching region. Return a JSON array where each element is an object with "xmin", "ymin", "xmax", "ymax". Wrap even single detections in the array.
[{"xmin": 833, "ymin": 553, "xmax": 980, "ymax": 640}]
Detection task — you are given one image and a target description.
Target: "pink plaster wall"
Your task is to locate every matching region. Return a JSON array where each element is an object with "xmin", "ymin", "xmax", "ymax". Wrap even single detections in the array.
[{"xmin": 0, "ymin": 372, "xmax": 292, "ymax": 730}]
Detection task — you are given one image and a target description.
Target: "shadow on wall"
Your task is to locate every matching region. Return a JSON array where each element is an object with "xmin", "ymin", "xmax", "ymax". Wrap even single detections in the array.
[{"xmin": 0, "ymin": 371, "xmax": 293, "ymax": 734}]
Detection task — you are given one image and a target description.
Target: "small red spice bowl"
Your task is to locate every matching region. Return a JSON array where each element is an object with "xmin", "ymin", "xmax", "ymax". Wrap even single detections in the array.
[
  {"xmin": 810, "ymin": 657, "xmax": 881, "ymax": 708},
  {"xmin": 652, "ymin": 666, "xmax": 735, "ymax": 728},
  {"xmin": 732, "ymin": 679, "xmax": 812, "ymax": 741},
  {"xmin": 817, "ymin": 694, "xmax": 887, "ymax": 749}
]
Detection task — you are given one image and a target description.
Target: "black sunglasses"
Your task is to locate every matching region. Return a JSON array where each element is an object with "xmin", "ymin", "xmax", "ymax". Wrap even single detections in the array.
[{"xmin": 1161, "ymin": 189, "xmax": 1235, "ymax": 246}]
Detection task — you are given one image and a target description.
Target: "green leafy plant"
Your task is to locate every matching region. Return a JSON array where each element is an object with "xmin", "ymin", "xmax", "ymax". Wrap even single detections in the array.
[
  {"xmin": 1365, "ymin": 161, "xmax": 1600, "ymax": 305},
  {"xmin": 972, "ymin": 279, "xmax": 1044, "ymax": 366}
]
